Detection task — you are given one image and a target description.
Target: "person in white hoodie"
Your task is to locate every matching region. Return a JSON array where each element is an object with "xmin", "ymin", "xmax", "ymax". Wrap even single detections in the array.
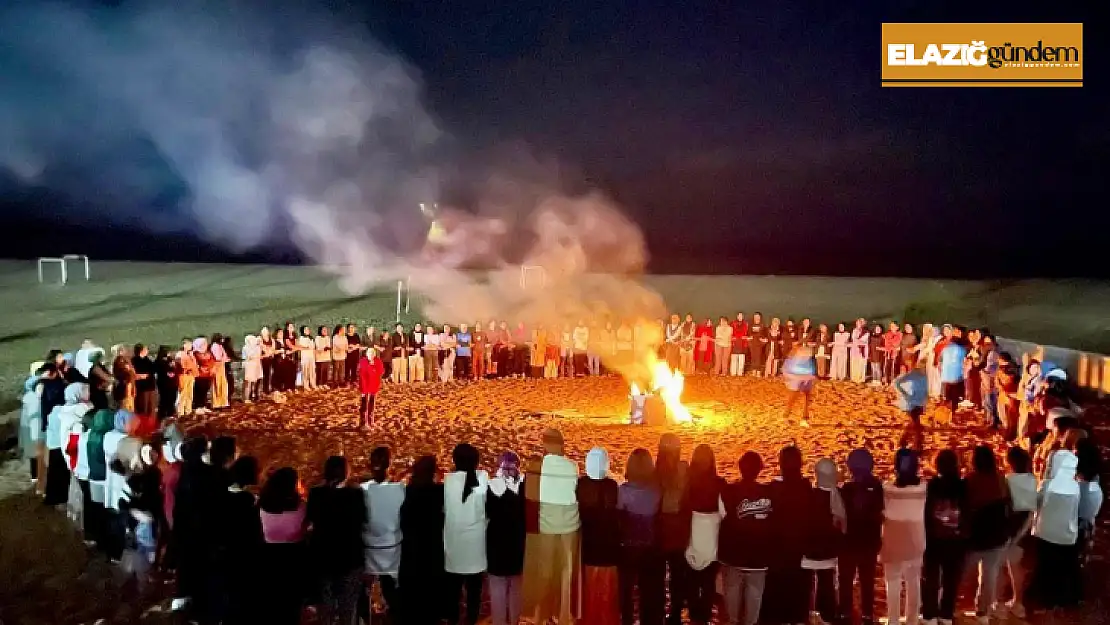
[
  {"xmin": 1000, "ymin": 446, "xmax": 1036, "ymax": 619},
  {"xmin": 361, "ymin": 446, "xmax": 405, "ymax": 622},
  {"xmin": 19, "ymin": 364, "xmax": 45, "ymax": 487},
  {"xmin": 444, "ymin": 443, "xmax": 489, "ymax": 625},
  {"xmin": 882, "ymin": 449, "xmax": 927, "ymax": 625},
  {"xmin": 1030, "ymin": 449, "xmax": 1082, "ymax": 608},
  {"xmin": 44, "ymin": 383, "xmax": 92, "ymax": 510}
]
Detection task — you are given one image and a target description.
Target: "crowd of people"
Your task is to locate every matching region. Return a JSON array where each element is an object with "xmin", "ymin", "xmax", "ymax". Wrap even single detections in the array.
[{"xmin": 11, "ymin": 310, "xmax": 1103, "ymax": 625}]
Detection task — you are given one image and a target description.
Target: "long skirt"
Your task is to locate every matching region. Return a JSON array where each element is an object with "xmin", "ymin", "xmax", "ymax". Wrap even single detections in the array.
[
  {"xmin": 582, "ymin": 564, "xmax": 621, "ymax": 625},
  {"xmin": 44, "ymin": 448, "xmax": 71, "ymax": 505},
  {"xmin": 522, "ymin": 532, "xmax": 581, "ymax": 624}
]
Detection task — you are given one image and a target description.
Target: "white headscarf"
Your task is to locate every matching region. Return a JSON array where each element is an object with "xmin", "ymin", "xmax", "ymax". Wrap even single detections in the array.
[
  {"xmin": 585, "ymin": 447, "xmax": 610, "ymax": 480},
  {"xmin": 75, "ymin": 346, "xmax": 104, "ymax": 377}
]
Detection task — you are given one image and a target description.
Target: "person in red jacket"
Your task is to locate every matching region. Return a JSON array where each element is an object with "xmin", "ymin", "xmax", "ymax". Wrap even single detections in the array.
[
  {"xmin": 358, "ymin": 348, "xmax": 386, "ymax": 430},
  {"xmin": 693, "ymin": 318, "xmax": 715, "ymax": 374},
  {"xmin": 730, "ymin": 313, "xmax": 749, "ymax": 376}
]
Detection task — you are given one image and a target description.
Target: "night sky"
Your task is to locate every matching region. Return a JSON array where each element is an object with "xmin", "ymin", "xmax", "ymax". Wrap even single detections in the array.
[{"xmin": 2, "ymin": 0, "xmax": 1105, "ymax": 277}]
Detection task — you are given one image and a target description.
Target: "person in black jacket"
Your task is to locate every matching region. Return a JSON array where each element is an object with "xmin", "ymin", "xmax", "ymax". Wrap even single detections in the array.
[
  {"xmin": 578, "ymin": 446, "xmax": 621, "ymax": 625},
  {"xmin": 964, "ymin": 446, "xmax": 1011, "ymax": 623},
  {"xmin": 217, "ymin": 456, "xmax": 264, "ymax": 625},
  {"xmin": 154, "ymin": 345, "xmax": 178, "ymax": 420},
  {"xmin": 399, "ymin": 455, "xmax": 447, "ymax": 625},
  {"xmin": 307, "ymin": 455, "xmax": 367, "ymax": 625},
  {"xmin": 719, "ymin": 451, "xmax": 773, "ymax": 625},
  {"xmin": 764, "ymin": 446, "xmax": 813, "ymax": 625},
  {"xmin": 838, "ymin": 449, "xmax": 884, "ymax": 625},
  {"xmin": 803, "ymin": 458, "xmax": 845, "ymax": 625},
  {"xmin": 921, "ymin": 449, "xmax": 967, "ymax": 625},
  {"xmin": 486, "ymin": 451, "xmax": 526, "ymax": 625}
]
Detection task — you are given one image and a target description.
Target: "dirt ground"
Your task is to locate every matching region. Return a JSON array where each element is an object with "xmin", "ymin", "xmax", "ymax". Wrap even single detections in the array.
[{"xmin": 1, "ymin": 375, "xmax": 1108, "ymax": 624}]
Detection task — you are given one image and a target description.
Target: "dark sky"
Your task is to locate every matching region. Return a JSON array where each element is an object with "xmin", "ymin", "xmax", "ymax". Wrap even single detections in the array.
[{"xmin": 3, "ymin": 0, "xmax": 1106, "ymax": 277}]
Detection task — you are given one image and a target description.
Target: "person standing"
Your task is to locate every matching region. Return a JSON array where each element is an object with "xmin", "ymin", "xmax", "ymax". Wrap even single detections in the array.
[
  {"xmin": 664, "ymin": 315, "xmax": 683, "ymax": 371},
  {"xmin": 838, "ymin": 449, "xmax": 884, "ymax": 625},
  {"xmin": 719, "ymin": 451, "xmax": 773, "ymax": 625},
  {"xmin": 783, "ymin": 346, "xmax": 817, "ymax": 427},
  {"xmin": 578, "ymin": 447, "xmax": 621, "ymax": 625},
  {"xmin": 209, "ymin": 335, "xmax": 231, "ymax": 409},
  {"xmin": 357, "ymin": 348, "xmax": 385, "ymax": 430},
  {"xmin": 132, "ymin": 344, "xmax": 156, "ymax": 415},
  {"xmin": 175, "ymin": 339, "xmax": 197, "ymax": 417},
  {"xmin": 964, "ymin": 446, "xmax": 1011, "ymax": 624},
  {"xmin": 345, "ymin": 324, "xmax": 361, "ymax": 386},
  {"xmin": 444, "ymin": 444, "xmax": 489, "ymax": 625},
  {"xmin": 617, "ymin": 448, "xmax": 663, "ymax": 625},
  {"xmin": 763, "ymin": 446, "xmax": 812, "ymax": 625},
  {"xmin": 331, "ymin": 326, "xmax": 348, "ymax": 387},
  {"xmin": 400, "ymin": 456, "xmax": 447, "ymax": 625},
  {"xmin": 1028, "ymin": 449, "xmax": 1081, "ymax": 609},
  {"xmin": 532, "ymin": 325, "xmax": 549, "ymax": 379},
  {"xmin": 679, "ymin": 314, "xmax": 697, "ymax": 375},
  {"xmin": 408, "ymin": 323, "xmax": 426, "ymax": 383},
  {"xmin": 307, "ymin": 456, "xmax": 367, "ymax": 625},
  {"xmin": 298, "ymin": 326, "xmax": 317, "ymax": 391},
  {"xmin": 154, "ymin": 346, "xmax": 178, "ymax": 420},
  {"xmin": 470, "ymin": 322, "xmax": 486, "ymax": 380},
  {"xmin": 729, "ymin": 313, "xmax": 748, "ymax": 376},
  {"xmin": 314, "ymin": 326, "xmax": 332, "ymax": 388},
  {"xmin": 803, "ymin": 459, "xmax": 846, "ymax": 625},
  {"xmin": 920, "ymin": 449, "xmax": 966, "ymax": 625},
  {"xmin": 572, "ymin": 320, "xmax": 590, "ymax": 377},
  {"xmin": 748, "ymin": 313, "xmax": 766, "ymax": 377},
  {"xmin": 440, "ymin": 325, "xmax": 457, "ymax": 382},
  {"xmin": 390, "ymin": 324, "xmax": 410, "ymax": 384},
  {"xmin": 361, "ymin": 447, "xmax": 405, "ymax": 622},
  {"xmin": 849, "ymin": 319, "xmax": 869, "ymax": 384},
  {"xmin": 694, "ymin": 318, "xmax": 714, "ymax": 375},
  {"xmin": 814, "ymin": 324, "xmax": 832, "ymax": 379},
  {"xmin": 241, "ymin": 335, "xmax": 262, "ymax": 403},
  {"xmin": 685, "ymin": 445, "xmax": 725, "ymax": 625},
  {"xmin": 486, "ymin": 451, "xmax": 526, "ymax": 625},
  {"xmin": 883, "ymin": 449, "xmax": 927, "ymax": 625},
  {"xmin": 455, "ymin": 323, "xmax": 473, "ymax": 381},
  {"xmin": 938, "ymin": 328, "xmax": 969, "ymax": 420},
  {"xmin": 424, "ymin": 326, "xmax": 441, "ymax": 383},
  {"xmin": 656, "ymin": 434, "xmax": 691, "ymax": 625},
  {"xmin": 714, "ymin": 317, "xmax": 733, "ymax": 376},
  {"xmin": 882, "ymin": 322, "xmax": 902, "ymax": 384}
]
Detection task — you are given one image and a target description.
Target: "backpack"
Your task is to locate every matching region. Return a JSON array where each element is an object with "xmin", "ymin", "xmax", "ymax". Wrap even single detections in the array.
[{"xmin": 930, "ymin": 497, "xmax": 963, "ymax": 540}]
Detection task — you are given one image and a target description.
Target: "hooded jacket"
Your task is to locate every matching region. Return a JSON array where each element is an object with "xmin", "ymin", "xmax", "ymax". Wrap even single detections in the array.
[
  {"xmin": 1034, "ymin": 450, "xmax": 1080, "ymax": 545},
  {"xmin": 577, "ymin": 448, "xmax": 620, "ymax": 567},
  {"xmin": 19, "ymin": 375, "xmax": 41, "ymax": 460}
]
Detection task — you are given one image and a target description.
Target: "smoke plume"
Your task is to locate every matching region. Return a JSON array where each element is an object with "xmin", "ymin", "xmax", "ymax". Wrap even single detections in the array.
[{"xmin": 0, "ymin": 0, "xmax": 668, "ymax": 378}]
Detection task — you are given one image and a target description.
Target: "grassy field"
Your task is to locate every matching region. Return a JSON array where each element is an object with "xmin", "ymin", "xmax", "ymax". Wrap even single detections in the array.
[{"xmin": 1, "ymin": 259, "xmax": 1109, "ymax": 409}]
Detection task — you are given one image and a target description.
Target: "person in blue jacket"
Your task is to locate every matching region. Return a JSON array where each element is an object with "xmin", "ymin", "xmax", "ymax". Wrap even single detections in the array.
[
  {"xmin": 893, "ymin": 357, "xmax": 928, "ymax": 452},
  {"xmin": 783, "ymin": 346, "xmax": 817, "ymax": 427}
]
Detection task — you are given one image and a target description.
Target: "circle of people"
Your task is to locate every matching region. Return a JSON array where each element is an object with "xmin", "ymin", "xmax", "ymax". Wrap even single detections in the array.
[{"xmin": 13, "ymin": 311, "xmax": 1099, "ymax": 625}]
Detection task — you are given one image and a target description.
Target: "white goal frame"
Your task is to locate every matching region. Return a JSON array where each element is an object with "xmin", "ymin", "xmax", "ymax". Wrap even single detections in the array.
[
  {"xmin": 38, "ymin": 254, "xmax": 90, "ymax": 284},
  {"xmin": 395, "ymin": 277, "xmax": 411, "ymax": 322},
  {"xmin": 520, "ymin": 265, "xmax": 547, "ymax": 290}
]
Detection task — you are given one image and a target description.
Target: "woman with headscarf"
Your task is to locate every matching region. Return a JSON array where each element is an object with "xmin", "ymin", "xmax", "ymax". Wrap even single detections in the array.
[
  {"xmin": 618, "ymin": 448, "xmax": 663, "ymax": 625},
  {"xmin": 400, "ymin": 455, "xmax": 447, "ymax": 625},
  {"xmin": 76, "ymin": 407, "xmax": 116, "ymax": 548},
  {"xmin": 209, "ymin": 333, "xmax": 231, "ymax": 409},
  {"xmin": 884, "ymin": 449, "xmax": 927, "ymax": 625},
  {"xmin": 849, "ymin": 318, "xmax": 869, "ymax": 384},
  {"xmin": 259, "ymin": 326, "xmax": 275, "ymax": 394},
  {"xmin": 655, "ymin": 433, "xmax": 691, "ymax": 625},
  {"xmin": 685, "ymin": 444, "xmax": 726, "ymax": 625},
  {"xmin": 803, "ymin": 458, "xmax": 846, "ymax": 624},
  {"xmin": 763, "ymin": 446, "xmax": 812, "ymax": 625},
  {"xmin": 283, "ymin": 324, "xmax": 301, "ymax": 391},
  {"xmin": 693, "ymin": 317, "xmax": 714, "ymax": 374},
  {"xmin": 242, "ymin": 335, "xmax": 263, "ymax": 402},
  {"xmin": 920, "ymin": 324, "xmax": 942, "ymax": 399},
  {"xmin": 444, "ymin": 443, "xmax": 488, "ymax": 625},
  {"xmin": 838, "ymin": 449, "xmax": 884, "ymax": 625},
  {"xmin": 154, "ymin": 345, "xmax": 178, "ymax": 420},
  {"xmin": 830, "ymin": 322, "xmax": 850, "ymax": 381},
  {"xmin": 192, "ymin": 337, "xmax": 214, "ymax": 414},
  {"xmin": 103, "ymin": 409, "xmax": 142, "ymax": 561},
  {"xmin": 1029, "ymin": 448, "xmax": 1082, "ymax": 609},
  {"xmin": 486, "ymin": 451, "xmax": 526, "ymax": 625},
  {"xmin": 764, "ymin": 317, "xmax": 783, "ymax": 378},
  {"xmin": 361, "ymin": 446, "xmax": 406, "ymax": 622},
  {"xmin": 357, "ymin": 348, "xmax": 385, "ymax": 430},
  {"xmin": 522, "ymin": 429, "xmax": 581, "ymax": 625},
  {"xmin": 298, "ymin": 326, "xmax": 317, "ymax": 391},
  {"xmin": 258, "ymin": 467, "xmax": 309, "ymax": 625},
  {"xmin": 112, "ymin": 345, "xmax": 137, "ymax": 413},
  {"xmin": 920, "ymin": 449, "xmax": 964, "ymax": 625},
  {"xmin": 132, "ymin": 344, "xmax": 156, "ymax": 415},
  {"xmin": 45, "ymin": 382, "xmax": 92, "ymax": 507},
  {"xmin": 964, "ymin": 445, "xmax": 1011, "ymax": 623},
  {"xmin": 578, "ymin": 446, "xmax": 621, "ymax": 625},
  {"xmin": 20, "ymin": 363, "xmax": 45, "ymax": 488}
]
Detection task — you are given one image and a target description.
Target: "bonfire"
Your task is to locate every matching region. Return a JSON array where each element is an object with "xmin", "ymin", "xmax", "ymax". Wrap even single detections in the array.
[{"xmin": 629, "ymin": 355, "xmax": 692, "ymax": 424}]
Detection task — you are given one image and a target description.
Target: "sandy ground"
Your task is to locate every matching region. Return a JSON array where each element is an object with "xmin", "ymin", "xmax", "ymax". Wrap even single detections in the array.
[{"xmin": 1, "ymin": 375, "xmax": 1107, "ymax": 624}]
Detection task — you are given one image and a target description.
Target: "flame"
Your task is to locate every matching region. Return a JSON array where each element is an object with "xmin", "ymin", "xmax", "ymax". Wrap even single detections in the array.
[{"xmin": 628, "ymin": 354, "xmax": 692, "ymax": 423}]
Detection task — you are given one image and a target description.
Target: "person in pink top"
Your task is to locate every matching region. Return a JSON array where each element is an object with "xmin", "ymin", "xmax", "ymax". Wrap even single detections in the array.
[{"xmin": 258, "ymin": 467, "xmax": 309, "ymax": 625}]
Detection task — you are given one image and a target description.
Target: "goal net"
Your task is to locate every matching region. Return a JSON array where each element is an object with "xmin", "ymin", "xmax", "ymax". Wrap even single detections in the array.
[
  {"xmin": 38, "ymin": 255, "xmax": 90, "ymax": 284},
  {"xmin": 519, "ymin": 265, "xmax": 548, "ymax": 290}
]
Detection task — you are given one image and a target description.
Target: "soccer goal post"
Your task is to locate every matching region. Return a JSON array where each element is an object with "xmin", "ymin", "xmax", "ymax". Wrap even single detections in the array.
[
  {"xmin": 38, "ymin": 255, "xmax": 90, "ymax": 284},
  {"xmin": 395, "ymin": 277, "xmax": 411, "ymax": 322},
  {"xmin": 519, "ymin": 265, "xmax": 547, "ymax": 290}
]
